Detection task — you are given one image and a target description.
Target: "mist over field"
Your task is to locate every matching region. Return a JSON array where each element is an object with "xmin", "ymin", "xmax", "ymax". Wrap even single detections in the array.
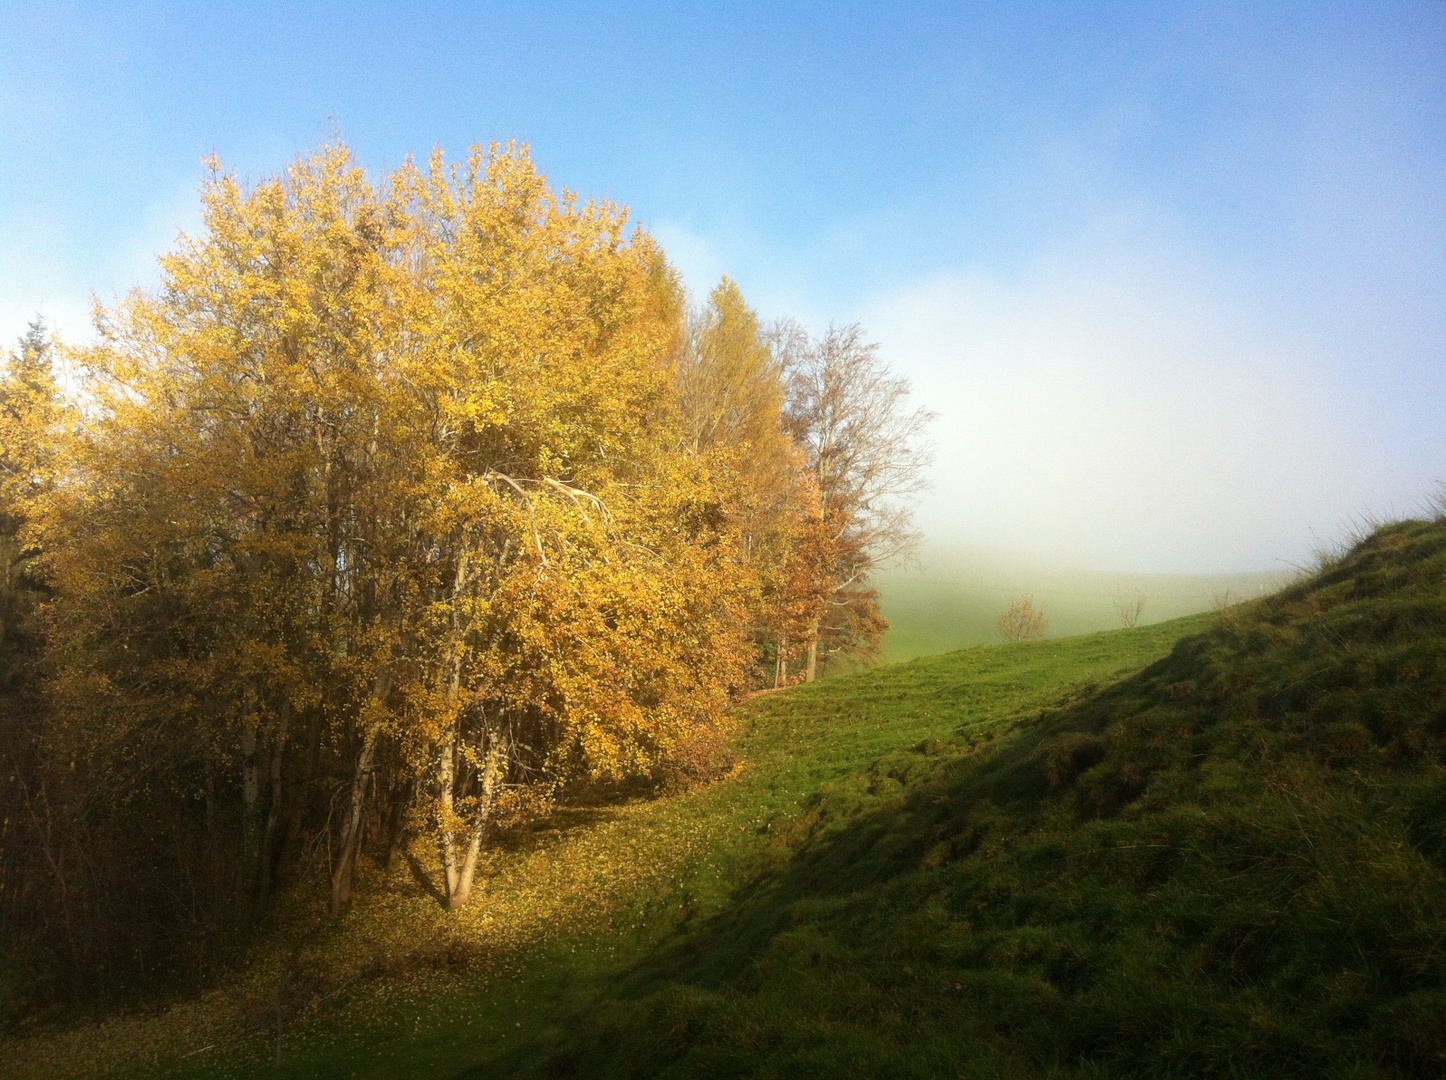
[
  {"xmin": 874, "ymin": 544, "xmax": 1294, "ymax": 663},
  {"xmin": 859, "ymin": 252, "xmax": 1421, "ymax": 576}
]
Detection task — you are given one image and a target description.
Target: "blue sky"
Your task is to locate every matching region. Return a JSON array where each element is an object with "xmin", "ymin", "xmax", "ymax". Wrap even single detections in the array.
[{"xmin": 3, "ymin": 2, "xmax": 1443, "ymax": 572}]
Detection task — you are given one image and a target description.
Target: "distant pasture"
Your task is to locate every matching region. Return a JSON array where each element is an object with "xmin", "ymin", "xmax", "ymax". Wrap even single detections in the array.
[{"xmin": 873, "ymin": 545, "xmax": 1294, "ymax": 663}]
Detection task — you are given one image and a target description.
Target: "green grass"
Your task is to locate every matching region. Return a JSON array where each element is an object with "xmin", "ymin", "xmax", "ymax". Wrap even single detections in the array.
[{"xmin": 10, "ymin": 520, "xmax": 1446, "ymax": 1079}]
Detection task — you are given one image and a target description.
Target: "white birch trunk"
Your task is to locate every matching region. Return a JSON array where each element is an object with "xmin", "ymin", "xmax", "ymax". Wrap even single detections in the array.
[{"xmin": 448, "ymin": 743, "xmax": 504, "ymax": 909}]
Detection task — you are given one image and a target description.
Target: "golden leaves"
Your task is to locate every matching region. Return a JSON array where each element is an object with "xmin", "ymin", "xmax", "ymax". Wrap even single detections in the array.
[{"xmin": 36, "ymin": 135, "xmax": 767, "ymax": 912}]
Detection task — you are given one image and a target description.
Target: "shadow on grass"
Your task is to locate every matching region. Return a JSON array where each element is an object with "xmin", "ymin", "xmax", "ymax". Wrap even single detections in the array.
[
  {"xmin": 461, "ymin": 522, "xmax": 1446, "ymax": 1076},
  {"xmin": 459, "ymin": 625, "xmax": 1446, "ymax": 1079}
]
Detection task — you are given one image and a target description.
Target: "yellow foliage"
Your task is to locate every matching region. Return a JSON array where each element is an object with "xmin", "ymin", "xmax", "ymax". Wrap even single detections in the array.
[{"xmin": 37, "ymin": 140, "xmax": 757, "ymax": 917}]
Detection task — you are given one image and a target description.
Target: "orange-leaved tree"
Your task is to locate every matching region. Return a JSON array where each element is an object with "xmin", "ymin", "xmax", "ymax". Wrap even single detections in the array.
[
  {"xmin": 672, "ymin": 278, "xmax": 840, "ymax": 688},
  {"xmin": 780, "ymin": 323, "xmax": 934, "ymax": 678},
  {"xmin": 998, "ymin": 596, "xmax": 1049, "ymax": 642}
]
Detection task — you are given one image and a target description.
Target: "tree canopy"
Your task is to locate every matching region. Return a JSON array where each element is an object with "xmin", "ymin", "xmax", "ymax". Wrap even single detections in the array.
[{"xmin": 0, "ymin": 140, "xmax": 931, "ymax": 1005}]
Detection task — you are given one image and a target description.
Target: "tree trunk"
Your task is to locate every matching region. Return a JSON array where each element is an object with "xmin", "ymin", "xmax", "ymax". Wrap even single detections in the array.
[
  {"xmin": 386, "ymin": 777, "xmax": 416, "ymax": 870},
  {"xmin": 448, "ymin": 743, "xmax": 503, "ymax": 909},
  {"xmin": 330, "ymin": 669, "xmax": 391, "ymax": 917},
  {"xmin": 240, "ymin": 682, "xmax": 262, "ymax": 887},
  {"xmin": 437, "ymin": 733, "xmax": 459, "ymax": 899},
  {"xmin": 437, "ymin": 635, "xmax": 469, "ymax": 905},
  {"xmin": 275, "ymin": 706, "xmax": 322, "ymax": 889},
  {"xmin": 806, "ymin": 636, "xmax": 818, "ymax": 682},
  {"xmin": 255, "ymin": 696, "xmax": 290, "ymax": 916},
  {"xmin": 329, "ymin": 732, "xmax": 374, "ymax": 917}
]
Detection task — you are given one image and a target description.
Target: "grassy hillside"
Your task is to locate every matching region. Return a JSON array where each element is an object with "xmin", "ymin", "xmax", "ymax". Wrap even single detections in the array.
[
  {"xmin": 9, "ymin": 520, "xmax": 1446, "ymax": 1079},
  {"xmin": 520, "ymin": 518, "xmax": 1446, "ymax": 1079},
  {"xmin": 874, "ymin": 545, "xmax": 1293, "ymax": 662}
]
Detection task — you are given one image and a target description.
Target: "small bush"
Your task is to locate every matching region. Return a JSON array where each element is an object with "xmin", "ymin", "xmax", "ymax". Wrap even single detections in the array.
[
  {"xmin": 658, "ymin": 721, "xmax": 739, "ymax": 793},
  {"xmin": 999, "ymin": 595, "xmax": 1049, "ymax": 642}
]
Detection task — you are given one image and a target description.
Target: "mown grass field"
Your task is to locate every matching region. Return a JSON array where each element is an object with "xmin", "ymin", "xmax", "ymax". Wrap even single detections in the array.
[{"xmin": 9, "ymin": 519, "xmax": 1446, "ymax": 1079}]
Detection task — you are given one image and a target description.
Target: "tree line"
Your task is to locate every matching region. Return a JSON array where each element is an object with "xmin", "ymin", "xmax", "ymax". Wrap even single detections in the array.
[{"xmin": 0, "ymin": 141, "xmax": 930, "ymax": 1012}]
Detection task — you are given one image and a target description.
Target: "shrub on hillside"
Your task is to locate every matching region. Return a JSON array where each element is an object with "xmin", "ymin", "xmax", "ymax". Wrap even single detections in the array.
[{"xmin": 998, "ymin": 595, "xmax": 1049, "ymax": 642}]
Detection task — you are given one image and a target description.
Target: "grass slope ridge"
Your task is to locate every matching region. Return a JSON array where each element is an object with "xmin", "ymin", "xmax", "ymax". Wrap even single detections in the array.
[{"xmin": 519, "ymin": 518, "xmax": 1446, "ymax": 1079}]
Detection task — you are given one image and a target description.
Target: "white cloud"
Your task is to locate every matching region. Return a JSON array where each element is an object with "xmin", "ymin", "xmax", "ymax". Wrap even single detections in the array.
[{"xmin": 862, "ymin": 246, "xmax": 1401, "ymax": 573}]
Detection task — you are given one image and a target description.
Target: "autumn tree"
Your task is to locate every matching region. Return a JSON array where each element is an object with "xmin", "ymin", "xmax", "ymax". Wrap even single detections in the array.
[
  {"xmin": 779, "ymin": 322, "xmax": 934, "ymax": 678},
  {"xmin": 0, "ymin": 139, "xmax": 930, "ymax": 1004},
  {"xmin": 676, "ymin": 277, "xmax": 789, "ymax": 458},
  {"xmin": 0, "ymin": 321, "xmax": 65, "ymax": 1003},
  {"xmin": 674, "ymin": 302, "xmax": 933, "ymax": 685},
  {"xmin": 671, "ymin": 278, "xmax": 825, "ymax": 688},
  {"xmin": 0, "ymin": 319, "xmax": 58, "ymax": 729},
  {"xmin": 21, "ymin": 138, "xmax": 758, "ymax": 998},
  {"xmin": 0, "ymin": 319, "xmax": 59, "ymax": 598}
]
